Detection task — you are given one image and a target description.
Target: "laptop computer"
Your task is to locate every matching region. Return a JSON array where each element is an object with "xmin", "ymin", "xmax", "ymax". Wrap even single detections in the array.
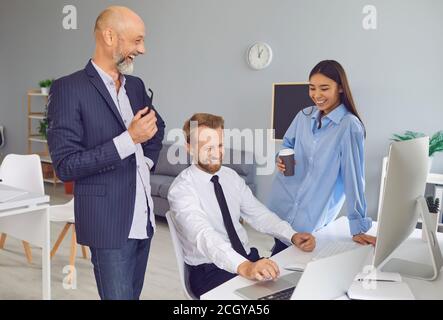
[{"xmin": 234, "ymin": 245, "xmax": 373, "ymax": 300}]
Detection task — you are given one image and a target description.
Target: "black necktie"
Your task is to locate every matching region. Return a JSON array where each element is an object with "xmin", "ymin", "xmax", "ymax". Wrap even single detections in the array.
[{"xmin": 211, "ymin": 175, "xmax": 248, "ymax": 258}]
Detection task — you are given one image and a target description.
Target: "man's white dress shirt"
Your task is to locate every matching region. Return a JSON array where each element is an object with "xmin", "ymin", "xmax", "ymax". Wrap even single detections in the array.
[{"xmin": 168, "ymin": 165, "xmax": 296, "ymax": 274}]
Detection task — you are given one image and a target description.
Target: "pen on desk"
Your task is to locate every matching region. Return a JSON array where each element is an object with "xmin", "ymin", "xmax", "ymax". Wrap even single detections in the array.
[
  {"xmin": 357, "ymin": 278, "xmax": 396, "ymax": 282},
  {"xmin": 284, "ymin": 267, "xmax": 304, "ymax": 272}
]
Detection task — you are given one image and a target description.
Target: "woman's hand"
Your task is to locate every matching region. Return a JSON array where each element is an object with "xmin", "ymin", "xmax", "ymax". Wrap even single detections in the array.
[
  {"xmin": 276, "ymin": 158, "xmax": 286, "ymax": 173},
  {"xmin": 291, "ymin": 233, "xmax": 316, "ymax": 252},
  {"xmin": 352, "ymin": 233, "xmax": 376, "ymax": 246},
  {"xmin": 277, "ymin": 157, "xmax": 296, "ymax": 173}
]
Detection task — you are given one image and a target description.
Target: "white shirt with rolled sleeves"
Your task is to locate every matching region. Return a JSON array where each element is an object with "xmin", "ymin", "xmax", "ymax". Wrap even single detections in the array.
[
  {"xmin": 91, "ymin": 60, "xmax": 155, "ymax": 239},
  {"xmin": 167, "ymin": 164, "xmax": 296, "ymax": 274}
]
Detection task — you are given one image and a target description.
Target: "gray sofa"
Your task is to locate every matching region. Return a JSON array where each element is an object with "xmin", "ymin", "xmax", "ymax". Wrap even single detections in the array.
[{"xmin": 151, "ymin": 143, "xmax": 257, "ymax": 217}]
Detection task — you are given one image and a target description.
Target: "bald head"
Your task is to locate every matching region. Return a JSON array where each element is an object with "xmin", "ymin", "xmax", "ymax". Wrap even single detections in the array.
[
  {"xmin": 92, "ymin": 6, "xmax": 146, "ymax": 76},
  {"xmin": 94, "ymin": 6, "xmax": 145, "ymax": 35}
]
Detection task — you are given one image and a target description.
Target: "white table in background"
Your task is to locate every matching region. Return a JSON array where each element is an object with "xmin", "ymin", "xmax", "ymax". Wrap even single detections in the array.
[
  {"xmin": 202, "ymin": 217, "xmax": 443, "ymax": 300},
  {"xmin": 0, "ymin": 184, "xmax": 50, "ymax": 300}
]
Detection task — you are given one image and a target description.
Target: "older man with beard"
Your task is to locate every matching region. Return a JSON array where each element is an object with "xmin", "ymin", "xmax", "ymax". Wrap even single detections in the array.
[
  {"xmin": 167, "ymin": 113, "xmax": 315, "ymax": 299},
  {"xmin": 47, "ymin": 6, "xmax": 165, "ymax": 300}
]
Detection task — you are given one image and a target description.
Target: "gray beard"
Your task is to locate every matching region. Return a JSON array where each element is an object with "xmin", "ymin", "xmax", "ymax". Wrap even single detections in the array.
[{"xmin": 116, "ymin": 58, "xmax": 134, "ymax": 75}]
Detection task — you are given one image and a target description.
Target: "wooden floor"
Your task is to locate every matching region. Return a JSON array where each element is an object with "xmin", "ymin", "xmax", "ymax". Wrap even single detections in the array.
[{"xmin": 0, "ymin": 184, "xmax": 275, "ymax": 300}]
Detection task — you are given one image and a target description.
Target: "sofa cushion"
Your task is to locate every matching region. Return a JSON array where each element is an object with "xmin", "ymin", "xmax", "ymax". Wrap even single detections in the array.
[
  {"xmin": 154, "ymin": 144, "xmax": 190, "ymax": 177},
  {"xmin": 223, "ymin": 148, "xmax": 256, "ymax": 185},
  {"xmin": 150, "ymin": 175, "xmax": 176, "ymax": 198},
  {"xmin": 152, "ymin": 196, "xmax": 170, "ymax": 217},
  {"xmin": 225, "ymin": 164, "xmax": 253, "ymax": 184}
]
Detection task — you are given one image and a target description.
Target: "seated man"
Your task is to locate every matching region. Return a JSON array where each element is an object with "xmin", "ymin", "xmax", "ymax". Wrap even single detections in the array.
[{"xmin": 168, "ymin": 113, "xmax": 316, "ymax": 299}]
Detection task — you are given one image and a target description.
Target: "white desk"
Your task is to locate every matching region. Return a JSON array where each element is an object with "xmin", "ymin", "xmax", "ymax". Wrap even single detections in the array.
[
  {"xmin": 202, "ymin": 217, "xmax": 443, "ymax": 300},
  {"xmin": 0, "ymin": 184, "xmax": 51, "ymax": 300}
]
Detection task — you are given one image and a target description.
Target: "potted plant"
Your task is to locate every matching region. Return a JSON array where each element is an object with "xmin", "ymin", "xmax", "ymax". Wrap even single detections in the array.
[
  {"xmin": 38, "ymin": 105, "xmax": 48, "ymax": 139},
  {"xmin": 391, "ymin": 130, "xmax": 443, "ymax": 169},
  {"xmin": 64, "ymin": 181, "xmax": 74, "ymax": 195},
  {"xmin": 38, "ymin": 79, "xmax": 53, "ymax": 95}
]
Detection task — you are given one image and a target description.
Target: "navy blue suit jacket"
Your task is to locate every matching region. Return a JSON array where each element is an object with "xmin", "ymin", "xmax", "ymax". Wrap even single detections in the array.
[{"xmin": 47, "ymin": 61, "xmax": 165, "ymax": 249}]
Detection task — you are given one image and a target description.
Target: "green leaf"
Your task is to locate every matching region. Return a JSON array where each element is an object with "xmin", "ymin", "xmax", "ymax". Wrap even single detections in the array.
[
  {"xmin": 430, "ymin": 131, "xmax": 443, "ymax": 146},
  {"xmin": 38, "ymin": 79, "xmax": 53, "ymax": 88},
  {"xmin": 391, "ymin": 131, "xmax": 425, "ymax": 142},
  {"xmin": 429, "ymin": 131, "xmax": 443, "ymax": 156},
  {"xmin": 430, "ymin": 145, "xmax": 443, "ymax": 157},
  {"xmin": 391, "ymin": 133, "xmax": 412, "ymax": 141},
  {"xmin": 391, "ymin": 135, "xmax": 402, "ymax": 141},
  {"xmin": 404, "ymin": 131, "xmax": 425, "ymax": 139}
]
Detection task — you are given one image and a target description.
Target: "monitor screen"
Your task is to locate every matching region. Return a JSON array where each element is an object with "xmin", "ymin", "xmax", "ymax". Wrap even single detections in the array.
[{"xmin": 373, "ymin": 137, "xmax": 429, "ymax": 268}]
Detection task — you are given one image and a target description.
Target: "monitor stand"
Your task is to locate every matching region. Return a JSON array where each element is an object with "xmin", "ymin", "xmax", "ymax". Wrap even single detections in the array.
[{"xmin": 381, "ymin": 197, "xmax": 443, "ymax": 281}]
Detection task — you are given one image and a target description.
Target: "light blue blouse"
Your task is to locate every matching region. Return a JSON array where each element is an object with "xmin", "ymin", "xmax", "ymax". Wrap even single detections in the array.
[{"xmin": 268, "ymin": 104, "xmax": 372, "ymax": 236}]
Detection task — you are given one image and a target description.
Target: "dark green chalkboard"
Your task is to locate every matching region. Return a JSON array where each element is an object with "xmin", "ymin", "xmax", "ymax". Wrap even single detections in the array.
[{"xmin": 272, "ymin": 83, "xmax": 314, "ymax": 140}]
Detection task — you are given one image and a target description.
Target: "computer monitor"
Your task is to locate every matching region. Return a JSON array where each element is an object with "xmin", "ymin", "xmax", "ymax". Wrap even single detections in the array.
[{"xmin": 373, "ymin": 136, "xmax": 443, "ymax": 280}]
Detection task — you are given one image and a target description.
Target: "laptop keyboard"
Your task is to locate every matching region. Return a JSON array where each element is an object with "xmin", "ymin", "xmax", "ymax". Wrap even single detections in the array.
[
  {"xmin": 258, "ymin": 287, "xmax": 296, "ymax": 300},
  {"xmin": 313, "ymin": 241, "xmax": 359, "ymax": 260}
]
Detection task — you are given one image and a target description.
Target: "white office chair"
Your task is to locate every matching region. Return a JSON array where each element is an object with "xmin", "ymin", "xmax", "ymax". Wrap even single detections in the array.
[
  {"xmin": 49, "ymin": 198, "xmax": 89, "ymax": 267},
  {"xmin": 165, "ymin": 211, "xmax": 198, "ymax": 300},
  {"xmin": 0, "ymin": 154, "xmax": 44, "ymax": 263}
]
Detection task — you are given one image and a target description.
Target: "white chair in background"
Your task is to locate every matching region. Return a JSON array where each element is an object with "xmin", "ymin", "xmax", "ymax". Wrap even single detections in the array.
[
  {"xmin": 165, "ymin": 211, "xmax": 197, "ymax": 300},
  {"xmin": 0, "ymin": 154, "xmax": 43, "ymax": 263},
  {"xmin": 0, "ymin": 154, "xmax": 88, "ymax": 268},
  {"xmin": 49, "ymin": 198, "xmax": 89, "ymax": 268}
]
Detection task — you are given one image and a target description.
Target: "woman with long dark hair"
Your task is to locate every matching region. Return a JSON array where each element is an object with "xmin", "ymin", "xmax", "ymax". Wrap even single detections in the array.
[{"xmin": 268, "ymin": 60, "xmax": 376, "ymax": 255}]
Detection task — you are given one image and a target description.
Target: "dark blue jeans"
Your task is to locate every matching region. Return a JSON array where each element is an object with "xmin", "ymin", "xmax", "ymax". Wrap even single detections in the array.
[{"xmin": 90, "ymin": 223, "xmax": 153, "ymax": 300}]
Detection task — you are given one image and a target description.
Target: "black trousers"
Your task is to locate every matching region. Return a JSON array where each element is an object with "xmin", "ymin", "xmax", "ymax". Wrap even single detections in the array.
[{"xmin": 187, "ymin": 247, "xmax": 261, "ymax": 299}]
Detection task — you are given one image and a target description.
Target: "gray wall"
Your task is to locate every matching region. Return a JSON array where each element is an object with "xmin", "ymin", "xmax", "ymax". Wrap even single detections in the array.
[{"xmin": 1, "ymin": 0, "xmax": 443, "ymax": 220}]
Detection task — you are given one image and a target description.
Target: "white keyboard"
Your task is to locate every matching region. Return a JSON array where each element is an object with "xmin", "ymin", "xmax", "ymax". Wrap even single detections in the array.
[{"xmin": 313, "ymin": 241, "xmax": 360, "ymax": 260}]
